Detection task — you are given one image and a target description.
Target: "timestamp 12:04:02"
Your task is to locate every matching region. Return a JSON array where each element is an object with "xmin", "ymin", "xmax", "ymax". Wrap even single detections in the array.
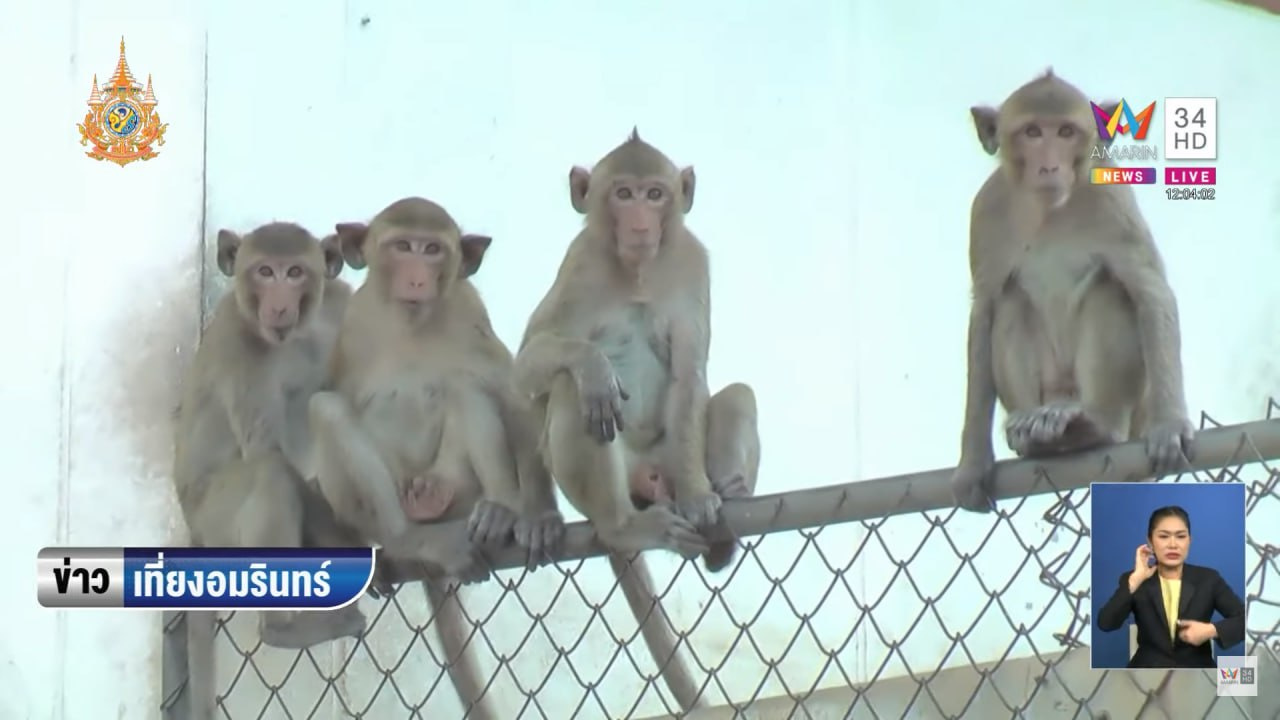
[{"xmin": 1166, "ymin": 187, "xmax": 1215, "ymax": 200}]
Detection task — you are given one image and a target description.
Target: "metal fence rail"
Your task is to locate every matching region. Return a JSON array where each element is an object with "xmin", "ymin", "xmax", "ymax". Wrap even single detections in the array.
[{"xmin": 161, "ymin": 402, "xmax": 1280, "ymax": 719}]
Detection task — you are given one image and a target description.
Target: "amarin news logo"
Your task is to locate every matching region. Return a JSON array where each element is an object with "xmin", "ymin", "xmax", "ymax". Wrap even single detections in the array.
[
  {"xmin": 36, "ymin": 546, "xmax": 376, "ymax": 610},
  {"xmin": 1091, "ymin": 99, "xmax": 1156, "ymax": 141},
  {"xmin": 1090, "ymin": 99, "xmax": 1158, "ymax": 163},
  {"xmin": 1216, "ymin": 655, "xmax": 1257, "ymax": 697}
]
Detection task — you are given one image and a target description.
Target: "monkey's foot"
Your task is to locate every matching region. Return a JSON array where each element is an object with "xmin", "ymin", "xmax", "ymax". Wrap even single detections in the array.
[
  {"xmin": 403, "ymin": 475, "xmax": 455, "ymax": 521},
  {"xmin": 515, "ymin": 509, "xmax": 566, "ymax": 568},
  {"xmin": 1142, "ymin": 417, "xmax": 1196, "ymax": 477},
  {"xmin": 367, "ymin": 555, "xmax": 426, "ymax": 598},
  {"xmin": 366, "ymin": 559, "xmax": 397, "ymax": 599},
  {"xmin": 442, "ymin": 539, "xmax": 492, "ymax": 585},
  {"xmin": 1005, "ymin": 402, "xmax": 1108, "ymax": 457},
  {"xmin": 673, "ymin": 489, "xmax": 722, "ymax": 530},
  {"xmin": 702, "ymin": 475, "xmax": 748, "ymax": 572},
  {"xmin": 619, "ymin": 506, "xmax": 710, "ymax": 558},
  {"xmin": 711, "ymin": 473, "xmax": 750, "ymax": 500},
  {"xmin": 259, "ymin": 606, "xmax": 366, "ymax": 649},
  {"xmin": 702, "ymin": 540, "xmax": 740, "ymax": 574},
  {"xmin": 466, "ymin": 499, "xmax": 518, "ymax": 547}
]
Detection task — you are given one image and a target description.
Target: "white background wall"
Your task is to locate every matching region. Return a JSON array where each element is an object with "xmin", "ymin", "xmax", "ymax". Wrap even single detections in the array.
[{"xmin": 1, "ymin": 0, "xmax": 1276, "ymax": 717}]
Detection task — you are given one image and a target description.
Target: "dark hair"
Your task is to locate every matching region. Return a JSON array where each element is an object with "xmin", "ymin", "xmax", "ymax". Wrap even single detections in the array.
[{"xmin": 1147, "ymin": 505, "xmax": 1191, "ymax": 537}]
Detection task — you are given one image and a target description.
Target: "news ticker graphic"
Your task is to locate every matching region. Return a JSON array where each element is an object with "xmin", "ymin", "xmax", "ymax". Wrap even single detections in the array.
[{"xmin": 36, "ymin": 547, "xmax": 375, "ymax": 610}]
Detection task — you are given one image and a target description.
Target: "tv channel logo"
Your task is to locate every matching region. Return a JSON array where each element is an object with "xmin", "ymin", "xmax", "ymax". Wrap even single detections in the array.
[
  {"xmin": 1217, "ymin": 655, "xmax": 1257, "ymax": 697},
  {"xmin": 1163, "ymin": 97, "xmax": 1217, "ymax": 160},
  {"xmin": 1092, "ymin": 99, "xmax": 1157, "ymax": 142}
]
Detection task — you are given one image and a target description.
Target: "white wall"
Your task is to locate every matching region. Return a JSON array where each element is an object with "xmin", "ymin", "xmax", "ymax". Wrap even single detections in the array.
[
  {"xmin": 0, "ymin": 1, "xmax": 207, "ymax": 718},
  {"xmin": 2, "ymin": 0, "xmax": 1276, "ymax": 717}
]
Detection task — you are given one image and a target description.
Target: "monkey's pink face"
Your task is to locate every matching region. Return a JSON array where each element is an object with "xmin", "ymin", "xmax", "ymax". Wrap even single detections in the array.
[
  {"xmin": 1011, "ymin": 119, "xmax": 1086, "ymax": 209},
  {"xmin": 249, "ymin": 258, "xmax": 313, "ymax": 344},
  {"xmin": 380, "ymin": 233, "xmax": 448, "ymax": 307},
  {"xmin": 608, "ymin": 181, "xmax": 669, "ymax": 267}
]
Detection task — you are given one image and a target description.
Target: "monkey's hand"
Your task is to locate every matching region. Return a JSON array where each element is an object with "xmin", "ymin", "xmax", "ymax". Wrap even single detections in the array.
[
  {"xmin": 710, "ymin": 473, "xmax": 751, "ymax": 500},
  {"xmin": 573, "ymin": 351, "xmax": 629, "ymax": 443},
  {"xmin": 466, "ymin": 499, "xmax": 518, "ymax": 548},
  {"xmin": 515, "ymin": 509, "xmax": 566, "ymax": 570},
  {"xmin": 950, "ymin": 459, "xmax": 998, "ymax": 513},
  {"xmin": 1143, "ymin": 417, "xmax": 1196, "ymax": 478},
  {"xmin": 627, "ymin": 505, "xmax": 710, "ymax": 558}
]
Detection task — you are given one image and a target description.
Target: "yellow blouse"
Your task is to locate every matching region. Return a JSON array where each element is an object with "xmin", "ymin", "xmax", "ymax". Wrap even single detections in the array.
[{"xmin": 1159, "ymin": 575, "xmax": 1181, "ymax": 642}]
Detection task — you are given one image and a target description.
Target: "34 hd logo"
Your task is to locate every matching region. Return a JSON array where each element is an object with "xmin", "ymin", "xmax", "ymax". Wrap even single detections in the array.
[{"xmin": 1162, "ymin": 97, "xmax": 1218, "ymax": 201}]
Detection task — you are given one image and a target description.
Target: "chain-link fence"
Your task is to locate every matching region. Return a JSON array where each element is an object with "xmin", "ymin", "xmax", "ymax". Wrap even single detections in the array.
[{"xmin": 160, "ymin": 403, "xmax": 1280, "ymax": 720}]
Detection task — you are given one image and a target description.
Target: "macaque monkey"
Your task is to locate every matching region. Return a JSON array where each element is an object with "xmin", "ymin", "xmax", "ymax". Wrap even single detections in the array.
[
  {"xmin": 172, "ymin": 223, "xmax": 364, "ymax": 646},
  {"xmin": 514, "ymin": 129, "xmax": 761, "ymax": 709},
  {"xmin": 171, "ymin": 224, "xmax": 363, "ymax": 718},
  {"xmin": 951, "ymin": 70, "xmax": 1195, "ymax": 513},
  {"xmin": 308, "ymin": 197, "xmax": 565, "ymax": 719}
]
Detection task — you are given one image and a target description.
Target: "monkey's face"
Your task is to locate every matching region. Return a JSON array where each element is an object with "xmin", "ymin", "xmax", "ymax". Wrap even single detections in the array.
[
  {"xmin": 376, "ymin": 230, "xmax": 452, "ymax": 311},
  {"xmin": 244, "ymin": 255, "xmax": 318, "ymax": 345},
  {"xmin": 1007, "ymin": 117, "xmax": 1089, "ymax": 209},
  {"xmin": 608, "ymin": 177, "xmax": 669, "ymax": 267}
]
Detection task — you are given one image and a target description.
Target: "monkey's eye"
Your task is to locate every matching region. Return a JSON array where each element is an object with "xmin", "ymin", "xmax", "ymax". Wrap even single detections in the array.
[
  {"xmin": 1058, "ymin": 125, "xmax": 1076, "ymax": 138},
  {"xmin": 615, "ymin": 187, "xmax": 633, "ymax": 200},
  {"xmin": 286, "ymin": 265, "xmax": 304, "ymax": 279},
  {"xmin": 394, "ymin": 240, "xmax": 411, "ymax": 252},
  {"xmin": 646, "ymin": 187, "xmax": 663, "ymax": 201},
  {"xmin": 1024, "ymin": 125, "xmax": 1042, "ymax": 138},
  {"xmin": 256, "ymin": 265, "xmax": 274, "ymax": 278},
  {"xmin": 424, "ymin": 242, "xmax": 442, "ymax": 255}
]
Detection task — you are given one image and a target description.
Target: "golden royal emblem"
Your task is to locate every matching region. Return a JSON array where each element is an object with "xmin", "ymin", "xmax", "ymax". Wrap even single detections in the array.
[{"xmin": 77, "ymin": 38, "xmax": 169, "ymax": 167}]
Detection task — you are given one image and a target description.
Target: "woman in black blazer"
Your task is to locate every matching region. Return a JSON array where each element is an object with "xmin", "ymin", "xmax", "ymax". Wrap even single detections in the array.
[{"xmin": 1096, "ymin": 505, "xmax": 1246, "ymax": 668}]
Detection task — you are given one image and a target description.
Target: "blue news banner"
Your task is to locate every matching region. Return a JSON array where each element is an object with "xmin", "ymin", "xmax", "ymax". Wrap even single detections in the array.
[{"xmin": 35, "ymin": 547, "xmax": 376, "ymax": 610}]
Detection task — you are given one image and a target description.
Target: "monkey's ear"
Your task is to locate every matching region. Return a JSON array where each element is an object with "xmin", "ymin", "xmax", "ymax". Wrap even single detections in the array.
[
  {"xmin": 458, "ymin": 234, "xmax": 492, "ymax": 278},
  {"xmin": 319, "ymin": 234, "xmax": 345, "ymax": 280},
  {"xmin": 1094, "ymin": 99, "xmax": 1122, "ymax": 147},
  {"xmin": 679, "ymin": 166, "xmax": 696, "ymax": 214},
  {"xmin": 334, "ymin": 222, "xmax": 369, "ymax": 270},
  {"xmin": 569, "ymin": 166, "xmax": 591, "ymax": 214},
  {"xmin": 970, "ymin": 105, "xmax": 1000, "ymax": 156},
  {"xmin": 216, "ymin": 229, "xmax": 242, "ymax": 277}
]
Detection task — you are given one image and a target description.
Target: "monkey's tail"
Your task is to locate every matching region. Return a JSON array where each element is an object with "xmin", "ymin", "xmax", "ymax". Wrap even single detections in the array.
[
  {"xmin": 424, "ymin": 581, "xmax": 495, "ymax": 720},
  {"xmin": 184, "ymin": 609, "xmax": 217, "ymax": 720},
  {"xmin": 608, "ymin": 552, "xmax": 703, "ymax": 712}
]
